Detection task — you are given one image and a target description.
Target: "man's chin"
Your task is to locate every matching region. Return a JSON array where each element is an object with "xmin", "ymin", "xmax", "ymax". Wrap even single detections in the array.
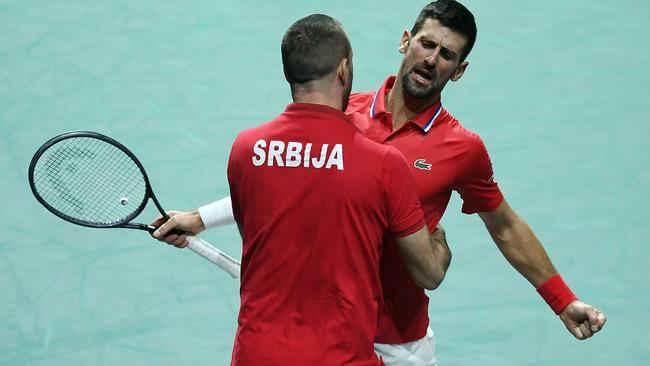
[
  {"xmin": 404, "ymin": 83, "xmax": 437, "ymax": 99},
  {"xmin": 402, "ymin": 73, "xmax": 437, "ymax": 99}
]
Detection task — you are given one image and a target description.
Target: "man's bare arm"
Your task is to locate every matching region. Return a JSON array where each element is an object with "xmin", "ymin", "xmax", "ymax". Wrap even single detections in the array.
[
  {"xmin": 478, "ymin": 199, "xmax": 606, "ymax": 339},
  {"xmin": 395, "ymin": 225, "xmax": 448, "ymax": 290},
  {"xmin": 478, "ymin": 200, "xmax": 555, "ymax": 287}
]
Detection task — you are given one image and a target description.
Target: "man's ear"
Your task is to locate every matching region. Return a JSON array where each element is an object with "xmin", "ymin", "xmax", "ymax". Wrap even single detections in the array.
[
  {"xmin": 451, "ymin": 61, "xmax": 469, "ymax": 82},
  {"xmin": 337, "ymin": 58, "xmax": 351, "ymax": 87},
  {"xmin": 399, "ymin": 30, "xmax": 410, "ymax": 54}
]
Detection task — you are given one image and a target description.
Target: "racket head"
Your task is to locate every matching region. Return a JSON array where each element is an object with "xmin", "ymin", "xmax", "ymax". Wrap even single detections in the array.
[{"xmin": 28, "ymin": 131, "xmax": 154, "ymax": 229}]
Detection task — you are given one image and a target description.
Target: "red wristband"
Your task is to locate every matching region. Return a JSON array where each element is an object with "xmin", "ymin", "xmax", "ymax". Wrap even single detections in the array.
[{"xmin": 536, "ymin": 274, "xmax": 577, "ymax": 315}]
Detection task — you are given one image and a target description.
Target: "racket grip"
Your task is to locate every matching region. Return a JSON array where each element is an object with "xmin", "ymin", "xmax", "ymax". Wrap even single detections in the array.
[{"xmin": 185, "ymin": 236, "xmax": 241, "ymax": 279}]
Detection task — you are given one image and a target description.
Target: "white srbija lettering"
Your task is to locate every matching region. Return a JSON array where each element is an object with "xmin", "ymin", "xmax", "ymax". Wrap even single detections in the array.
[{"xmin": 251, "ymin": 139, "xmax": 344, "ymax": 171}]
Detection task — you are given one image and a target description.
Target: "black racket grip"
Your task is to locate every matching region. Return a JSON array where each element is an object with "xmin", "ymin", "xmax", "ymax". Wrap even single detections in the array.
[{"xmin": 145, "ymin": 225, "xmax": 187, "ymax": 237}]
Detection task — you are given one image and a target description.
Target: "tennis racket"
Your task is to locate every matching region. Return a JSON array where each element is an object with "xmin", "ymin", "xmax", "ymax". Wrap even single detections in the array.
[{"xmin": 28, "ymin": 131, "xmax": 240, "ymax": 278}]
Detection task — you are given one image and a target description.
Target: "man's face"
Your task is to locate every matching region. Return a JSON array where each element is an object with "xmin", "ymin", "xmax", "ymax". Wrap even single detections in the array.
[{"xmin": 398, "ymin": 18, "xmax": 469, "ymax": 100}]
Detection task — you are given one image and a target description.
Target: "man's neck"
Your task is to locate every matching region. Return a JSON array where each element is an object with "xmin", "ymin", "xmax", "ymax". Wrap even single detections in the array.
[
  {"xmin": 385, "ymin": 77, "xmax": 440, "ymax": 131},
  {"xmin": 292, "ymin": 83, "xmax": 343, "ymax": 111}
]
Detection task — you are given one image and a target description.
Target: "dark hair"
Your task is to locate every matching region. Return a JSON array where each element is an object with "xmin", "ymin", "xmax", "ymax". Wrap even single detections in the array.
[
  {"xmin": 410, "ymin": 0, "xmax": 477, "ymax": 62},
  {"xmin": 281, "ymin": 14, "xmax": 351, "ymax": 84}
]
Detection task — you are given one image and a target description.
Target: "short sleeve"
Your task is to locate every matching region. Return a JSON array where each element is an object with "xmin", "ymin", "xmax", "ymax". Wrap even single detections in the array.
[
  {"xmin": 382, "ymin": 147, "xmax": 426, "ymax": 237},
  {"xmin": 455, "ymin": 137, "xmax": 504, "ymax": 214}
]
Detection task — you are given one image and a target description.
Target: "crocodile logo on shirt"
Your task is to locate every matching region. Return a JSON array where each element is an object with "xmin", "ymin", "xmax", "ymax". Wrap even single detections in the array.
[{"xmin": 414, "ymin": 159, "xmax": 432, "ymax": 170}]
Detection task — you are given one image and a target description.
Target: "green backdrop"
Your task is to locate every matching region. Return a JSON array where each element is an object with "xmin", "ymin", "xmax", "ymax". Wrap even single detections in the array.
[{"xmin": 1, "ymin": 1, "xmax": 648, "ymax": 365}]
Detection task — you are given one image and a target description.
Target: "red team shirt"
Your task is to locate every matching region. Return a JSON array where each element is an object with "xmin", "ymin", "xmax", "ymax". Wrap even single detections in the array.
[
  {"xmin": 227, "ymin": 103, "xmax": 426, "ymax": 365},
  {"xmin": 346, "ymin": 76, "xmax": 505, "ymax": 343}
]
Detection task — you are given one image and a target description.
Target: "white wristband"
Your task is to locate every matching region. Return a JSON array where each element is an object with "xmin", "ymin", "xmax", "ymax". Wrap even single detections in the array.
[{"xmin": 198, "ymin": 196, "xmax": 235, "ymax": 229}]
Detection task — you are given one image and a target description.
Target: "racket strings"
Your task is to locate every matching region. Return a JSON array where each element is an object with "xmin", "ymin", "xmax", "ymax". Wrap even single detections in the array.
[
  {"xmin": 37, "ymin": 139, "xmax": 144, "ymax": 223},
  {"xmin": 60, "ymin": 141, "xmax": 135, "ymax": 212},
  {"xmin": 36, "ymin": 139, "xmax": 117, "ymax": 219},
  {"xmin": 32, "ymin": 137, "xmax": 147, "ymax": 225},
  {"xmin": 61, "ymin": 143, "xmax": 135, "ymax": 219},
  {"xmin": 65, "ymin": 139, "xmax": 146, "ymax": 221},
  {"xmin": 40, "ymin": 140, "xmax": 107, "ymax": 212},
  {"xmin": 38, "ymin": 140, "xmax": 110, "ymax": 209}
]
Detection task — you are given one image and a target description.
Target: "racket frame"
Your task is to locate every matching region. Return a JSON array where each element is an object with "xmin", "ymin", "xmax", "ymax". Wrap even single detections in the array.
[{"xmin": 28, "ymin": 131, "xmax": 167, "ymax": 232}]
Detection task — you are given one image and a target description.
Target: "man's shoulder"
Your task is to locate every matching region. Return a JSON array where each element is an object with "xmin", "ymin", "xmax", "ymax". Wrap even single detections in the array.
[
  {"xmin": 439, "ymin": 108, "xmax": 485, "ymax": 146},
  {"xmin": 234, "ymin": 123, "xmax": 266, "ymax": 143},
  {"xmin": 231, "ymin": 118, "xmax": 280, "ymax": 155},
  {"xmin": 346, "ymin": 91, "xmax": 375, "ymax": 114},
  {"xmin": 355, "ymin": 136, "xmax": 409, "ymax": 175},
  {"xmin": 436, "ymin": 109, "xmax": 493, "ymax": 167},
  {"xmin": 235, "ymin": 113, "xmax": 288, "ymax": 138}
]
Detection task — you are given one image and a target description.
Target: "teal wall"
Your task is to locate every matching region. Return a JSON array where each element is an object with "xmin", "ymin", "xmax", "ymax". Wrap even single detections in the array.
[{"xmin": 1, "ymin": 1, "xmax": 648, "ymax": 364}]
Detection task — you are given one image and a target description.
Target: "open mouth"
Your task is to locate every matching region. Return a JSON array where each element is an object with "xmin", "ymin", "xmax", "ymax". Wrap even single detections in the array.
[{"xmin": 413, "ymin": 68, "xmax": 433, "ymax": 83}]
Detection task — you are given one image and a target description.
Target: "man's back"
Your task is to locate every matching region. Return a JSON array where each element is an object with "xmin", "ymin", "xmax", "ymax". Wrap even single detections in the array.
[{"xmin": 228, "ymin": 103, "xmax": 425, "ymax": 365}]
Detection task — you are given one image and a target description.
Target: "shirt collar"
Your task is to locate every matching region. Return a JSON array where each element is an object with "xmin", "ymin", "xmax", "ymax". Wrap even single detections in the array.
[
  {"xmin": 369, "ymin": 76, "xmax": 443, "ymax": 133},
  {"xmin": 285, "ymin": 102, "xmax": 349, "ymax": 121}
]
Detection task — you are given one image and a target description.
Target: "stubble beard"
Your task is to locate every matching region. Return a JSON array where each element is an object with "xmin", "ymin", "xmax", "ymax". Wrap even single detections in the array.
[{"xmin": 401, "ymin": 65, "xmax": 440, "ymax": 99}]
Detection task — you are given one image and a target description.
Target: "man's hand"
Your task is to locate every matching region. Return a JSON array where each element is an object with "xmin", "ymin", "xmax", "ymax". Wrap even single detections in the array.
[
  {"xmin": 431, "ymin": 223, "xmax": 452, "ymax": 273},
  {"xmin": 151, "ymin": 210, "xmax": 205, "ymax": 248},
  {"xmin": 559, "ymin": 300, "xmax": 606, "ymax": 340},
  {"xmin": 431, "ymin": 223, "xmax": 446, "ymax": 240}
]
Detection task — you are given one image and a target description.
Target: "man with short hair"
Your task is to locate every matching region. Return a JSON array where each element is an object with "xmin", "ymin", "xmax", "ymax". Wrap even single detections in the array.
[
  {"xmin": 155, "ymin": 13, "xmax": 449, "ymax": 366},
  {"xmin": 345, "ymin": 1, "xmax": 606, "ymax": 364},
  {"xmin": 155, "ymin": 1, "xmax": 606, "ymax": 365}
]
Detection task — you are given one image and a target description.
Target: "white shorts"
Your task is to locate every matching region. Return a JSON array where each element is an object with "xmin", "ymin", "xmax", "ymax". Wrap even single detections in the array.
[{"xmin": 374, "ymin": 327, "xmax": 437, "ymax": 366}]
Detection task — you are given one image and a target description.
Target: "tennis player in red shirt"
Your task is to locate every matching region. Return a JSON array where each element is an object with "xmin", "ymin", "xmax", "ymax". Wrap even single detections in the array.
[
  {"xmin": 346, "ymin": 1, "xmax": 605, "ymax": 363},
  {"xmin": 155, "ymin": 14, "xmax": 450, "ymax": 366},
  {"xmin": 155, "ymin": 1, "xmax": 606, "ymax": 365}
]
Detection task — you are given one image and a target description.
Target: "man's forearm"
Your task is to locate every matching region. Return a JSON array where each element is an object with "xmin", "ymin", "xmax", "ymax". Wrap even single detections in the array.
[
  {"xmin": 479, "ymin": 201, "xmax": 558, "ymax": 287},
  {"xmin": 488, "ymin": 217, "xmax": 557, "ymax": 287},
  {"xmin": 396, "ymin": 226, "xmax": 445, "ymax": 290},
  {"xmin": 478, "ymin": 198, "xmax": 604, "ymax": 337}
]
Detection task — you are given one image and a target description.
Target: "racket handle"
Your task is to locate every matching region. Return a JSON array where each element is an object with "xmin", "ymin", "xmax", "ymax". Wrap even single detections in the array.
[{"xmin": 185, "ymin": 236, "xmax": 241, "ymax": 279}]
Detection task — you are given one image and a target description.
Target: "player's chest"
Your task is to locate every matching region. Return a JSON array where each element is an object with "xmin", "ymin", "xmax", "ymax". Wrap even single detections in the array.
[{"xmin": 366, "ymin": 124, "xmax": 457, "ymax": 200}]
